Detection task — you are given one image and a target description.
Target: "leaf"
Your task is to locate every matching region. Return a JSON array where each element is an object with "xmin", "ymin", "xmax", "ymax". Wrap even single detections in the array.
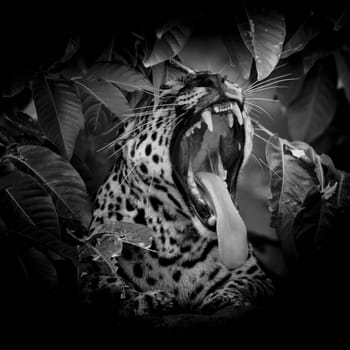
[
  {"xmin": 73, "ymin": 76, "xmax": 130, "ymax": 118},
  {"xmin": 143, "ymin": 23, "xmax": 191, "ymax": 67},
  {"xmin": 5, "ymin": 145, "xmax": 91, "ymax": 227},
  {"xmin": 287, "ymin": 58, "xmax": 337, "ymax": 142},
  {"xmin": 61, "ymin": 36, "xmax": 80, "ymax": 63},
  {"xmin": 77, "ymin": 87, "xmax": 115, "ymax": 136},
  {"xmin": 334, "ymin": 50, "xmax": 350, "ymax": 104},
  {"xmin": 237, "ymin": 6, "xmax": 286, "ymax": 80},
  {"xmin": 281, "ymin": 16, "xmax": 320, "ymax": 59},
  {"xmin": 96, "ymin": 34, "xmax": 115, "ymax": 62},
  {"xmin": 272, "ymin": 56, "xmax": 304, "ymax": 106},
  {"xmin": 89, "ymin": 220, "xmax": 153, "ymax": 249},
  {"xmin": 322, "ymin": 6, "xmax": 350, "ymax": 31},
  {"xmin": 79, "ymin": 234, "xmax": 122, "ymax": 267},
  {"xmin": 87, "ymin": 63, "xmax": 153, "ymax": 92},
  {"xmin": 2, "ymin": 112, "xmax": 42, "ymax": 137},
  {"xmin": 19, "ymin": 246, "xmax": 58, "ymax": 292},
  {"xmin": 33, "ymin": 75, "xmax": 84, "ymax": 160},
  {"xmin": 265, "ymin": 135, "xmax": 320, "ymax": 264},
  {"xmin": 222, "ymin": 35, "xmax": 253, "ymax": 81},
  {"xmin": 0, "ymin": 171, "xmax": 60, "ymax": 237},
  {"xmin": 320, "ymin": 154, "xmax": 350, "ymax": 209},
  {"xmin": 16, "ymin": 229, "xmax": 78, "ymax": 266}
]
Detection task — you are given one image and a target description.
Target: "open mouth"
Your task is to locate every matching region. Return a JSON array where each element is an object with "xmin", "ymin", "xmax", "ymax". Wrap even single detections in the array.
[
  {"xmin": 172, "ymin": 100, "xmax": 245, "ymax": 228},
  {"xmin": 171, "ymin": 98, "xmax": 249, "ymax": 268}
]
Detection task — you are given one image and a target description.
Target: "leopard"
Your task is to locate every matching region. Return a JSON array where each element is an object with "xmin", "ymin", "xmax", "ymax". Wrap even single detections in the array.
[{"xmin": 85, "ymin": 70, "xmax": 274, "ymax": 317}]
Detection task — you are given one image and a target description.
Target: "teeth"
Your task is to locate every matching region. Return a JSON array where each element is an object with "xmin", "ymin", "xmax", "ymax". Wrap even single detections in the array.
[
  {"xmin": 201, "ymin": 110, "xmax": 213, "ymax": 132},
  {"xmin": 227, "ymin": 112, "xmax": 234, "ymax": 128},
  {"xmin": 187, "ymin": 162, "xmax": 201, "ymax": 198},
  {"xmin": 217, "ymin": 153, "xmax": 227, "ymax": 181},
  {"xmin": 194, "ymin": 121, "xmax": 202, "ymax": 129},
  {"xmin": 185, "ymin": 121, "xmax": 202, "ymax": 137},
  {"xmin": 207, "ymin": 215, "xmax": 216, "ymax": 226},
  {"xmin": 231, "ymin": 103, "xmax": 243, "ymax": 125},
  {"xmin": 187, "ymin": 161, "xmax": 196, "ymax": 189}
]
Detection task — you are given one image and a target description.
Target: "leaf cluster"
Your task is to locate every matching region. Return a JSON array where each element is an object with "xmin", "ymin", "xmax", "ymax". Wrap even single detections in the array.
[{"xmin": 0, "ymin": 3, "xmax": 349, "ymax": 327}]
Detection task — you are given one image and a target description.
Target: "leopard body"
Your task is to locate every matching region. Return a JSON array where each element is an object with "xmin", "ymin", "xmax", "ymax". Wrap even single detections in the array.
[{"xmin": 88, "ymin": 72, "xmax": 274, "ymax": 315}]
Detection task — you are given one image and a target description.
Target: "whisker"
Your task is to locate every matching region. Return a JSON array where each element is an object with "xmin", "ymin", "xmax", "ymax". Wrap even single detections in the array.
[
  {"xmin": 118, "ymin": 163, "xmax": 138, "ymax": 186},
  {"xmin": 258, "ymin": 156, "xmax": 282, "ymax": 179},
  {"xmin": 246, "ymin": 78, "xmax": 299, "ymax": 93},
  {"xmin": 245, "ymin": 73, "xmax": 293, "ymax": 91},
  {"xmin": 250, "ymin": 152, "xmax": 265, "ymax": 175},
  {"xmin": 253, "ymin": 133, "xmax": 281, "ymax": 152},
  {"xmin": 245, "ymin": 97, "xmax": 280, "ymax": 103},
  {"xmin": 245, "ymin": 101, "xmax": 274, "ymax": 120},
  {"xmin": 250, "ymin": 119, "xmax": 275, "ymax": 138},
  {"xmin": 244, "ymin": 85, "xmax": 288, "ymax": 93}
]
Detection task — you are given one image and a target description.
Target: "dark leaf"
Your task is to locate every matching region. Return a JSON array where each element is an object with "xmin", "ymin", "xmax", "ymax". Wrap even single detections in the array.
[
  {"xmin": 16, "ymin": 229, "xmax": 78, "ymax": 266},
  {"xmin": 266, "ymin": 135, "xmax": 320, "ymax": 264},
  {"xmin": 19, "ymin": 246, "xmax": 58, "ymax": 292},
  {"xmin": 222, "ymin": 35, "xmax": 253, "ymax": 81},
  {"xmin": 273, "ymin": 56, "xmax": 304, "ymax": 106},
  {"xmin": 77, "ymin": 87, "xmax": 115, "ymax": 136},
  {"xmin": 87, "ymin": 63, "xmax": 153, "ymax": 92},
  {"xmin": 61, "ymin": 36, "xmax": 80, "ymax": 64},
  {"xmin": 96, "ymin": 33, "xmax": 115, "ymax": 62},
  {"xmin": 0, "ymin": 171, "xmax": 60, "ymax": 237},
  {"xmin": 321, "ymin": 6, "xmax": 350, "ymax": 31},
  {"xmin": 320, "ymin": 153, "xmax": 350, "ymax": 209},
  {"xmin": 302, "ymin": 31, "xmax": 340, "ymax": 73},
  {"xmin": 281, "ymin": 16, "xmax": 320, "ymax": 59},
  {"xmin": 73, "ymin": 76, "xmax": 130, "ymax": 118},
  {"xmin": 287, "ymin": 58, "xmax": 338, "ymax": 142},
  {"xmin": 143, "ymin": 23, "xmax": 191, "ymax": 67},
  {"xmin": 237, "ymin": 5, "xmax": 286, "ymax": 80},
  {"xmin": 2, "ymin": 111, "xmax": 42, "ymax": 137},
  {"xmin": 5, "ymin": 145, "xmax": 91, "ymax": 227},
  {"xmin": 1, "ymin": 79, "xmax": 26, "ymax": 98},
  {"xmin": 334, "ymin": 50, "xmax": 350, "ymax": 104},
  {"xmin": 70, "ymin": 153, "xmax": 93, "ymax": 184},
  {"xmin": 33, "ymin": 75, "xmax": 84, "ymax": 160}
]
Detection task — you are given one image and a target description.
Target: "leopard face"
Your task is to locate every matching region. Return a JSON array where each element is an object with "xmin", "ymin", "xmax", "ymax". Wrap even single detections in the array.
[{"xmin": 89, "ymin": 71, "xmax": 271, "ymax": 313}]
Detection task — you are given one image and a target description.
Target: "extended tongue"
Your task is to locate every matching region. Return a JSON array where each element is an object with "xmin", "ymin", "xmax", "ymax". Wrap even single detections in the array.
[{"xmin": 196, "ymin": 172, "xmax": 248, "ymax": 269}]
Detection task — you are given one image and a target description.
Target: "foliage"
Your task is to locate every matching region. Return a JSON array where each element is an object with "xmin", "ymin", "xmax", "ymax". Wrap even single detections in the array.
[{"xmin": 0, "ymin": 3, "xmax": 349, "ymax": 326}]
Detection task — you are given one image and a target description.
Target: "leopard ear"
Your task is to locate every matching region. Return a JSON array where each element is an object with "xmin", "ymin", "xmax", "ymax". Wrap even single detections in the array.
[{"xmin": 169, "ymin": 58, "xmax": 196, "ymax": 75}]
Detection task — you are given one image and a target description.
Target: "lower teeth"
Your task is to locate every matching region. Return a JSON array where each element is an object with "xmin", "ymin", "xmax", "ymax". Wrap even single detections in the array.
[{"xmin": 208, "ymin": 215, "xmax": 216, "ymax": 226}]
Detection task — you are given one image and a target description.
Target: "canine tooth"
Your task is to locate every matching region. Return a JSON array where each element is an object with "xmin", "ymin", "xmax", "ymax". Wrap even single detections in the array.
[
  {"xmin": 227, "ymin": 112, "xmax": 234, "ymax": 128},
  {"xmin": 231, "ymin": 103, "xmax": 243, "ymax": 125},
  {"xmin": 201, "ymin": 110, "xmax": 213, "ymax": 132},
  {"xmin": 218, "ymin": 153, "xmax": 227, "ymax": 181}
]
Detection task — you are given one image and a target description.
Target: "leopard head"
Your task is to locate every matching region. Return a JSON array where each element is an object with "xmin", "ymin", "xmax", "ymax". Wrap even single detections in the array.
[{"xmin": 95, "ymin": 71, "xmax": 254, "ymax": 268}]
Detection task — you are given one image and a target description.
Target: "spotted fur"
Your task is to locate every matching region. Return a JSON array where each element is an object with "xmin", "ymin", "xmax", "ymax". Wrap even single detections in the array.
[{"xmin": 86, "ymin": 72, "xmax": 274, "ymax": 316}]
